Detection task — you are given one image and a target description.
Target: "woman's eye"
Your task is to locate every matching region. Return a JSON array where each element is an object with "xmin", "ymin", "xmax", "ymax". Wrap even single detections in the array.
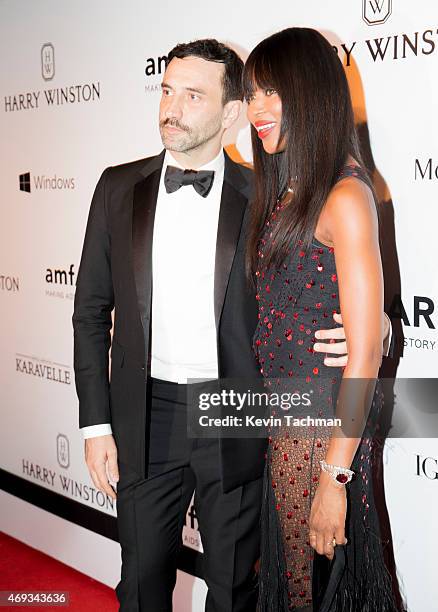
[
  {"xmin": 246, "ymin": 93, "xmax": 255, "ymax": 103},
  {"xmin": 266, "ymin": 88, "xmax": 277, "ymax": 96}
]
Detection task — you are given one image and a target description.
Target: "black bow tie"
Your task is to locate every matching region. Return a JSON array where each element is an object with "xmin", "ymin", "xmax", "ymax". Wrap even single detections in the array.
[{"xmin": 164, "ymin": 165, "xmax": 215, "ymax": 198}]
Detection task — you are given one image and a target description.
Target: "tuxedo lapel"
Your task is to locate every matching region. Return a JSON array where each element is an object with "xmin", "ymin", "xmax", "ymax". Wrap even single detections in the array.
[
  {"xmin": 214, "ymin": 153, "xmax": 250, "ymax": 329},
  {"xmin": 132, "ymin": 151, "xmax": 164, "ymax": 343},
  {"xmin": 132, "ymin": 149, "xmax": 250, "ymax": 343}
]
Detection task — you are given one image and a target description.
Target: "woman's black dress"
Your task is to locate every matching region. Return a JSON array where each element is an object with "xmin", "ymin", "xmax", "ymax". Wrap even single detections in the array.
[{"xmin": 254, "ymin": 165, "xmax": 399, "ymax": 611}]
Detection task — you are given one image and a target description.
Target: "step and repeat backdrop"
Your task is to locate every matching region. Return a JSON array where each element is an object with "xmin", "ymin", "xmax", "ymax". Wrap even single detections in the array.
[{"xmin": 1, "ymin": 1, "xmax": 437, "ymax": 610}]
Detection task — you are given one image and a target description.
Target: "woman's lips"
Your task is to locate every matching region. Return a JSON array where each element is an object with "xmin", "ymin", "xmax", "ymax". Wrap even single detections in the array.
[{"xmin": 254, "ymin": 121, "xmax": 276, "ymax": 140}]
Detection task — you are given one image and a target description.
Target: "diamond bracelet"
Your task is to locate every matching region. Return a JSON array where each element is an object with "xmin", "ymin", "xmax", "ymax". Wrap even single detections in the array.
[{"xmin": 320, "ymin": 459, "xmax": 355, "ymax": 484}]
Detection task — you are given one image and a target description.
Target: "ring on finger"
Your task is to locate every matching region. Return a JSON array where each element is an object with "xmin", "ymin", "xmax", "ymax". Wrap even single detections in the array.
[{"xmin": 326, "ymin": 538, "xmax": 336, "ymax": 547}]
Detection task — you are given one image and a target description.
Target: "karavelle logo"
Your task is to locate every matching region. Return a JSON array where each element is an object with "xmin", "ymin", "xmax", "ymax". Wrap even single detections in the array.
[
  {"xmin": 362, "ymin": 0, "xmax": 392, "ymax": 26},
  {"xmin": 19, "ymin": 172, "xmax": 31, "ymax": 193}
]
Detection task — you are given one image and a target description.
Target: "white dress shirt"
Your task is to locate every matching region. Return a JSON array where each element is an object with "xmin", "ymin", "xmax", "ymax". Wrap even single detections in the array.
[{"xmin": 82, "ymin": 149, "xmax": 224, "ymax": 439}]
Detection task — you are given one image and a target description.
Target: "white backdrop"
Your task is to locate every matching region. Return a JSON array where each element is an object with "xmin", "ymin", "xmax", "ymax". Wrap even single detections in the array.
[{"xmin": 1, "ymin": 1, "xmax": 437, "ymax": 610}]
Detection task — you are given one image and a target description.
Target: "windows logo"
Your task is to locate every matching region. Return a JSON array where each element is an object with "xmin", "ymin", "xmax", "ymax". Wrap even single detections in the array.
[{"xmin": 19, "ymin": 172, "xmax": 31, "ymax": 193}]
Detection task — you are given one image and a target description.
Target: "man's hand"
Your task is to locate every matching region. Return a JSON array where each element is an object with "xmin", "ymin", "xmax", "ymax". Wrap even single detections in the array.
[
  {"xmin": 314, "ymin": 312, "xmax": 390, "ymax": 367},
  {"xmin": 85, "ymin": 434, "xmax": 119, "ymax": 500}
]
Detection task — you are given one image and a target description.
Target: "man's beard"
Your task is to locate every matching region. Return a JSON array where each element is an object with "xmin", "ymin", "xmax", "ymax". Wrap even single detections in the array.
[{"xmin": 159, "ymin": 117, "xmax": 222, "ymax": 153}]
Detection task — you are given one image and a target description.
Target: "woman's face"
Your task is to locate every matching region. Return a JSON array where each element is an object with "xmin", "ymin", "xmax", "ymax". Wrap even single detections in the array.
[{"xmin": 246, "ymin": 87, "xmax": 283, "ymax": 154}]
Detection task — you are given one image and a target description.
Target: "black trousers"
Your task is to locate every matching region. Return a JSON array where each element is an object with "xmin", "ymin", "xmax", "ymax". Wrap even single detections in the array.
[{"xmin": 115, "ymin": 378, "xmax": 263, "ymax": 612}]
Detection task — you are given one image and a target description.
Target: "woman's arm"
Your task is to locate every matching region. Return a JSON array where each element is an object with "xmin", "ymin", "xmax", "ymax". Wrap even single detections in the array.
[
  {"xmin": 309, "ymin": 176, "xmax": 384, "ymax": 559},
  {"xmin": 324, "ymin": 176, "xmax": 383, "ymax": 466}
]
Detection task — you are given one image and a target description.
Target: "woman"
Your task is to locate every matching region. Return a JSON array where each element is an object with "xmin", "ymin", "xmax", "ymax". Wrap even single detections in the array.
[{"xmin": 243, "ymin": 28, "xmax": 399, "ymax": 611}]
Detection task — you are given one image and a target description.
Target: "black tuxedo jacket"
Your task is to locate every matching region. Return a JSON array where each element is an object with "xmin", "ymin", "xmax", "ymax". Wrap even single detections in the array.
[{"xmin": 73, "ymin": 149, "xmax": 267, "ymax": 492}]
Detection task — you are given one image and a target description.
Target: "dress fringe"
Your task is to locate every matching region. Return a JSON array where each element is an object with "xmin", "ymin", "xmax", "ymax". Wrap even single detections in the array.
[
  {"xmin": 330, "ymin": 549, "xmax": 400, "ymax": 612},
  {"xmin": 258, "ymin": 451, "xmax": 402, "ymax": 612},
  {"xmin": 257, "ymin": 457, "xmax": 290, "ymax": 612}
]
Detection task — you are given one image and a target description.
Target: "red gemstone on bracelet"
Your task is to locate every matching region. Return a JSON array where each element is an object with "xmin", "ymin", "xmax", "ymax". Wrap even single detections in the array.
[{"xmin": 336, "ymin": 474, "xmax": 349, "ymax": 484}]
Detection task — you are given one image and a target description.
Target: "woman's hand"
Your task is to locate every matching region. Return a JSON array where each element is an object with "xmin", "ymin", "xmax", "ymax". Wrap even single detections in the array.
[{"xmin": 309, "ymin": 471, "xmax": 347, "ymax": 560}]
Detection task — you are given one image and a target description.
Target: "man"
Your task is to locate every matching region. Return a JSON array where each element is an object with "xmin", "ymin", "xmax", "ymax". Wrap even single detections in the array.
[
  {"xmin": 73, "ymin": 39, "xmax": 391, "ymax": 611},
  {"xmin": 73, "ymin": 40, "xmax": 264, "ymax": 612}
]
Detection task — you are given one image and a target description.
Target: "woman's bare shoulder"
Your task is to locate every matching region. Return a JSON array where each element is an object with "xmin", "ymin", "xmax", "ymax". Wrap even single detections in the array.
[{"xmin": 320, "ymin": 173, "xmax": 377, "ymax": 245}]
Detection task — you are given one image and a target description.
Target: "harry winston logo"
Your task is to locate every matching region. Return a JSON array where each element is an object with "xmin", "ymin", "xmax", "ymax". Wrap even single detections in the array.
[
  {"xmin": 41, "ymin": 43, "xmax": 55, "ymax": 81},
  {"xmin": 57, "ymin": 434, "xmax": 70, "ymax": 468},
  {"xmin": 362, "ymin": 0, "xmax": 392, "ymax": 26}
]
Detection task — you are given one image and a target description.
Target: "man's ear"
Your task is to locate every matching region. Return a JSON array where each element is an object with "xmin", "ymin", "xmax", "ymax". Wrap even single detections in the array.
[{"xmin": 222, "ymin": 99, "xmax": 243, "ymax": 130}]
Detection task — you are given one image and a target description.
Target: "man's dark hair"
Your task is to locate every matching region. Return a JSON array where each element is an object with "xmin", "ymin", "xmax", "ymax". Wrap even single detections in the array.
[{"xmin": 167, "ymin": 39, "xmax": 244, "ymax": 104}]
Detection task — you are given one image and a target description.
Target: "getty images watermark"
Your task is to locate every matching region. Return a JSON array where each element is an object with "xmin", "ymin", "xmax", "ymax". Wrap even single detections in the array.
[
  {"xmin": 186, "ymin": 378, "xmax": 438, "ymax": 439},
  {"xmin": 197, "ymin": 388, "xmax": 341, "ymax": 429},
  {"xmin": 186, "ymin": 378, "xmax": 345, "ymax": 438}
]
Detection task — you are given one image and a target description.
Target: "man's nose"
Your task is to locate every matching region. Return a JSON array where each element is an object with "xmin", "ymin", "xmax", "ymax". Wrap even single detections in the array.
[{"xmin": 165, "ymin": 96, "xmax": 183, "ymax": 120}]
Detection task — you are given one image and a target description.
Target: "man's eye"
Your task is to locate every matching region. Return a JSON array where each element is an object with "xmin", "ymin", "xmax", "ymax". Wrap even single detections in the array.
[
  {"xmin": 162, "ymin": 88, "xmax": 171, "ymax": 96},
  {"xmin": 266, "ymin": 88, "xmax": 277, "ymax": 96},
  {"xmin": 190, "ymin": 93, "xmax": 200, "ymax": 101}
]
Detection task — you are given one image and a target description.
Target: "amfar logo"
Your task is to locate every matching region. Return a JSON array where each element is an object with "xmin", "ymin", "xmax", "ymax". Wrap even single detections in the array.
[
  {"xmin": 145, "ymin": 54, "xmax": 168, "ymax": 76},
  {"xmin": 41, "ymin": 43, "xmax": 55, "ymax": 81},
  {"xmin": 389, "ymin": 295, "xmax": 436, "ymax": 329},
  {"xmin": 145, "ymin": 54, "xmax": 168, "ymax": 94},
  {"xmin": 19, "ymin": 171, "xmax": 75, "ymax": 192},
  {"xmin": 390, "ymin": 294, "xmax": 437, "ymax": 352},
  {"xmin": 45, "ymin": 264, "xmax": 76, "ymax": 300},
  {"xmin": 183, "ymin": 502, "xmax": 202, "ymax": 552},
  {"xmin": 362, "ymin": 0, "xmax": 392, "ymax": 26},
  {"xmin": 57, "ymin": 434, "xmax": 70, "ymax": 469},
  {"xmin": 46, "ymin": 264, "xmax": 76, "ymax": 285}
]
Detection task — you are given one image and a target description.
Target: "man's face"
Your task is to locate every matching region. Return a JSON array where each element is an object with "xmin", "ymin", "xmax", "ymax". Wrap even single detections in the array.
[{"xmin": 159, "ymin": 56, "xmax": 225, "ymax": 153}]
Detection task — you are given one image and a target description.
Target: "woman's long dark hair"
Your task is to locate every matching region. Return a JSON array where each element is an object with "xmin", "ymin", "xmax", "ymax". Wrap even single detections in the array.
[{"xmin": 243, "ymin": 27, "xmax": 369, "ymax": 278}]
